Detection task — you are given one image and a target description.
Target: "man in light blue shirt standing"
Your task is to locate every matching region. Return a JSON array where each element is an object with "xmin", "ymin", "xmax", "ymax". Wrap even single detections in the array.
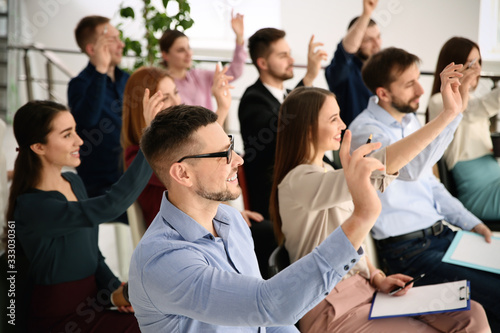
[
  {"xmin": 349, "ymin": 47, "xmax": 500, "ymax": 330},
  {"xmin": 128, "ymin": 104, "xmax": 385, "ymax": 332}
]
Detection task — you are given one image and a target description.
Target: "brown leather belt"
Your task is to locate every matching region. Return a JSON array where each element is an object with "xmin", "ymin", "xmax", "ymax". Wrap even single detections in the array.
[{"xmin": 376, "ymin": 220, "xmax": 444, "ymax": 246}]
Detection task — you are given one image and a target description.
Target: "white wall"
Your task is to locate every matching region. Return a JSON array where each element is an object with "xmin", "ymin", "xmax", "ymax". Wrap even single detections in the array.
[
  {"xmin": 282, "ymin": 0, "xmax": 479, "ymax": 70},
  {"xmin": 13, "ymin": 0, "xmax": 496, "ymax": 121}
]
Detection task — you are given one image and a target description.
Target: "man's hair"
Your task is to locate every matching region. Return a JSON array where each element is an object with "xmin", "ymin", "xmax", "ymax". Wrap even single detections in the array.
[
  {"xmin": 362, "ymin": 47, "xmax": 421, "ymax": 94},
  {"xmin": 347, "ymin": 16, "xmax": 377, "ymax": 30},
  {"xmin": 75, "ymin": 15, "xmax": 110, "ymax": 53},
  {"xmin": 248, "ymin": 28, "xmax": 286, "ymax": 70},
  {"xmin": 140, "ymin": 104, "xmax": 218, "ymax": 186}
]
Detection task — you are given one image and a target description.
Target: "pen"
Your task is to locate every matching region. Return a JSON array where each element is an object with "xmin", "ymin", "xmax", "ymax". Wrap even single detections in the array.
[
  {"xmin": 363, "ymin": 134, "xmax": 373, "ymax": 158},
  {"xmin": 467, "ymin": 57, "xmax": 477, "ymax": 69},
  {"xmin": 389, "ymin": 273, "xmax": 425, "ymax": 296}
]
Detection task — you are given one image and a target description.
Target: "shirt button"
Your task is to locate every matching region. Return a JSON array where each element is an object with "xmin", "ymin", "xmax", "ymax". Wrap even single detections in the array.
[
  {"xmin": 344, "ymin": 265, "xmax": 349, "ymax": 271},
  {"xmin": 351, "ymin": 259, "xmax": 356, "ymax": 263}
]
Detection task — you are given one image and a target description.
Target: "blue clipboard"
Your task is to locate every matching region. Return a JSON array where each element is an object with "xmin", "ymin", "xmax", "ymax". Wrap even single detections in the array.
[
  {"xmin": 368, "ymin": 280, "xmax": 470, "ymax": 320},
  {"xmin": 442, "ymin": 230, "xmax": 500, "ymax": 274}
]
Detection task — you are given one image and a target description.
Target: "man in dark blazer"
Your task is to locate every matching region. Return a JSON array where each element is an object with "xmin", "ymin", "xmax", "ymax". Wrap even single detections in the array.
[{"xmin": 238, "ymin": 28, "xmax": 326, "ymax": 278}]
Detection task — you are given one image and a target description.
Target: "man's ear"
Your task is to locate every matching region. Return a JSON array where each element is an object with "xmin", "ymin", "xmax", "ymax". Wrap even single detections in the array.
[
  {"xmin": 85, "ymin": 43, "xmax": 95, "ymax": 57},
  {"xmin": 376, "ymin": 87, "xmax": 391, "ymax": 103},
  {"xmin": 30, "ymin": 143, "xmax": 45, "ymax": 156},
  {"xmin": 256, "ymin": 57, "xmax": 267, "ymax": 72},
  {"xmin": 169, "ymin": 162, "xmax": 193, "ymax": 187}
]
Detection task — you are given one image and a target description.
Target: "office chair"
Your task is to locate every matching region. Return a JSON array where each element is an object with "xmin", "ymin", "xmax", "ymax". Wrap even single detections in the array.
[
  {"xmin": 127, "ymin": 201, "xmax": 146, "ymax": 249},
  {"xmin": 267, "ymin": 244, "xmax": 291, "ymax": 278}
]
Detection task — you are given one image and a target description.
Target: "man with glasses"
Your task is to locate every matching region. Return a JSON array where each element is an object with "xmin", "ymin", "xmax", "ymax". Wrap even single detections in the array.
[
  {"xmin": 129, "ymin": 104, "xmax": 388, "ymax": 332},
  {"xmin": 68, "ymin": 16, "xmax": 129, "ymax": 224},
  {"xmin": 177, "ymin": 135, "xmax": 234, "ymax": 164}
]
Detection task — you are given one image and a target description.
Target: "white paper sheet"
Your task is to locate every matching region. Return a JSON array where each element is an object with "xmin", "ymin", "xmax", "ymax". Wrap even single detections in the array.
[
  {"xmin": 442, "ymin": 231, "xmax": 500, "ymax": 274},
  {"xmin": 369, "ymin": 280, "xmax": 469, "ymax": 319}
]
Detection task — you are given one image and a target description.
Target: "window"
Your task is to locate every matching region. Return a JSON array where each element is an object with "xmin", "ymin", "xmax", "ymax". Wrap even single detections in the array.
[
  {"xmin": 187, "ymin": 0, "xmax": 281, "ymax": 52},
  {"xmin": 479, "ymin": 0, "xmax": 500, "ymax": 60}
]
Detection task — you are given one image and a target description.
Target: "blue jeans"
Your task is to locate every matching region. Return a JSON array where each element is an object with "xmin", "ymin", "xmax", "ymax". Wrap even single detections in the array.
[{"xmin": 376, "ymin": 226, "xmax": 500, "ymax": 331}]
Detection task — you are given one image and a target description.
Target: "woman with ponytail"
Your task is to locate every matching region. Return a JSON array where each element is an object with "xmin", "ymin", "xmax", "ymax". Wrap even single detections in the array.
[{"xmin": 5, "ymin": 97, "xmax": 160, "ymax": 332}]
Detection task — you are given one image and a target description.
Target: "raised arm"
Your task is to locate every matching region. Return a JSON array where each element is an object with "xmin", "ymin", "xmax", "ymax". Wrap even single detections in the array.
[
  {"xmin": 303, "ymin": 35, "xmax": 328, "ymax": 87},
  {"xmin": 231, "ymin": 9, "xmax": 244, "ymax": 46},
  {"xmin": 212, "ymin": 63, "xmax": 234, "ymax": 126},
  {"xmin": 224, "ymin": 10, "xmax": 247, "ymax": 81},
  {"xmin": 339, "ymin": 130, "xmax": 384, "ymax": 249},
  {"xmin": 68, "ymin": 33, "xmax": 115, "ymax": 128},
  {"xmin": 90, "ymin": 30, "xmax": 113, "ymax": 74},
  {"xmin": 384, "ymin": 63, "xmax": 464, "ymax": 175},
  {"xmin": 342, "ymin": 0, "xmax": 378, "ymax": 53}
]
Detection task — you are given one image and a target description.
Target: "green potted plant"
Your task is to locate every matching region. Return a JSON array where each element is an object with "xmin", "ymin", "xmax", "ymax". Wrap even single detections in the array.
[{"xmin": 117, "ymin": 0, "xmax": 194, "ymax": 70}]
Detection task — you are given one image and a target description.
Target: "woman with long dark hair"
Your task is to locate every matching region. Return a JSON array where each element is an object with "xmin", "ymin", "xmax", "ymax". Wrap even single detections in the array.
[
  {"xmin": 428, "ymin": 36, "xmax": 500, "ymax": 220},
  {"xmin": 5, "ymin": 97, "xmax": 158, "ymax": 332},
  {"xmin": 269, "ymin": 84, "xmax": 489, "ymax": 332}
]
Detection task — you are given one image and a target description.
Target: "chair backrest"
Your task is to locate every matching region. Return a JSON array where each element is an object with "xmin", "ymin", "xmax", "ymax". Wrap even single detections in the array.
[
  {"xmin": 127, "ymin": 201, "xmax": 146, "ymax": 248},
  {"xmin": 267, "ymin": 244, "xmax": 291, "ymax": 278}
]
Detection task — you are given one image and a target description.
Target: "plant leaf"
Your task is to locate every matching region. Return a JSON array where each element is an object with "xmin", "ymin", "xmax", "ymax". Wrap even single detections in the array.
[
  {"xmin": 120, "ymin": 7, "xmax": 135, "ymax": 19},
  {"xmin": 116, "ymin": 0, "xmax": 193, "ymax": 71}
]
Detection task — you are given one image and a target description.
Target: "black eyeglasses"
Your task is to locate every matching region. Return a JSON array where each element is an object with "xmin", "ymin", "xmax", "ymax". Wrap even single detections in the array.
[{"xmin": 177, "ymin": 135, "xmax": 234, "ymax": 164}]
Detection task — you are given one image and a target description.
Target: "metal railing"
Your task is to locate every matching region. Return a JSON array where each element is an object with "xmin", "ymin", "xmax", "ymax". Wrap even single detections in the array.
[{"xmin": 9, "ymin": 44, "xmax": 77, "ymax": 101}]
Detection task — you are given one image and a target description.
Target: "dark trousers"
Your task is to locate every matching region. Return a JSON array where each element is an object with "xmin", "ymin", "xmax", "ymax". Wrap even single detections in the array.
[{"xmin": 376, "ymin": 226, "xmax": 500, "ymax": 331}]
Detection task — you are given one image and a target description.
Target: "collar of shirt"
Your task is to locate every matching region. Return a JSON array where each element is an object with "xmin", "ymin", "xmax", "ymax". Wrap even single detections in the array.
[
  {"xmin": 262, "ymin": 82, "xmax": 287, "ymax": 104},
  {"xmin": 159, "ymin": 191, "xmax": 232, "ymax": 242}
]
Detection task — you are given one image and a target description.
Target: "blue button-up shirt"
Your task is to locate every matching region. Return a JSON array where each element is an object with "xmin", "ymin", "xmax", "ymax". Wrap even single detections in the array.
[
  {"xmin": 129, "ymin": 192, "xmax": 363, "ymax": 332},
  {"xmin": 349, "ymin": 97, "xmax": 481, "ymax": 240}
]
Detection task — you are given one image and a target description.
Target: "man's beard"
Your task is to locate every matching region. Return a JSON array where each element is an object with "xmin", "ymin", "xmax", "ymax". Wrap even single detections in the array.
[
  {"xmin": 268, "ymin": 66, "xmax": 294, "ymax": 81},
  {"xmin": 195, "ymin": 183, "xmax": 240, "ymax": 202},
  {"xmin": 391, "ymin": 95, "xmax": 418, "ymax": 114}
]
